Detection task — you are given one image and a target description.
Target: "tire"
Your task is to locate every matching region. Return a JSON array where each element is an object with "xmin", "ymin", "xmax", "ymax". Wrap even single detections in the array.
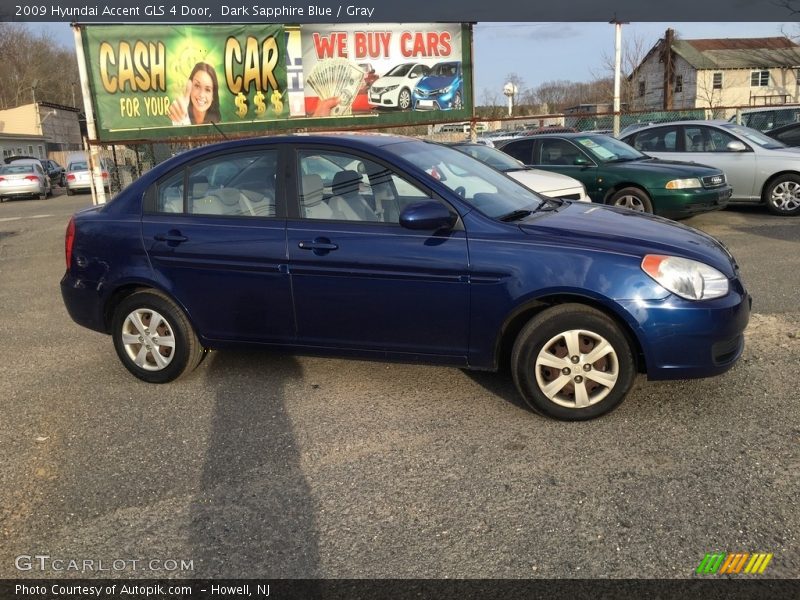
[
  {"xmin": 67, "ymin": 188, "xmax": 74, "ymax": 196},
  {"xmin": 511, "ymin": 304, "xmax": 636, "ymax": 421},
  {"xmin": 38, "ymin": 190, "xmax": 46, "ymax": 200},
  {"xmin": 453, "ymin": 91, "xmax": 463, "ymax": 110},
  {"xmin": 398, "ymin": 88, "xmax": 411, "ymax": 110},
  {"xmin": 608, "ymin": 187, "xmax": 653, "ymax": 213},
  {"xmin": 763, "ymin": 174, "xmax": 800, "ymax": 216},
  {"xmin": 111, "ymin": 290, "xmax": 204, "ymax": 383}
]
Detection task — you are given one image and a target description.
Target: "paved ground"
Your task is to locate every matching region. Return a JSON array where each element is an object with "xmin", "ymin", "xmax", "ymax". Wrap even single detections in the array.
[{"xmin": 0, "ymin": 191, "xmax": 797, "ymax": 579}]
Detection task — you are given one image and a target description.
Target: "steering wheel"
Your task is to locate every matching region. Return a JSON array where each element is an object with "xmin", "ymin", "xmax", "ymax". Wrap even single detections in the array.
[{"xmin": 454, "ymin": 186, "xmax": 466, "ymax": 198}]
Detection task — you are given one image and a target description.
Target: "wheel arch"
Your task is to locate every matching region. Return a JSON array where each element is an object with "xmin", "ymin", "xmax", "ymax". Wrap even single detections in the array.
[
  {"xmin": 493, "ymin": 293, "xmax": 648, "ymax": 375},
  {"xmin": 602, "ymin": 183, "xmax": 651, "ymax": 204},
  {"xmin": 102, "ymin": 281, "xmax": 201, "ymax": 340}
]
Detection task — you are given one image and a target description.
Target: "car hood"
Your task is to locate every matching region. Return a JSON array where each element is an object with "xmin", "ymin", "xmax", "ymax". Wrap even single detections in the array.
[
  {"xmin": 517, "ymin": 201, "xmax": 736, "ymax": 276},
  {"xmin": 507, "ymin": 168, "xmax": 584, "ymax": 192},
  {"xmin": 612, "ymin": 157, "xmax": 723, "ymax": 177},
  {"xmin": 372, "ymin": 75, "xmax": 411, "ymax": 87},
  {"xmin": 416, "ymin": 76, "xmax": 456, "ymax": 91}
]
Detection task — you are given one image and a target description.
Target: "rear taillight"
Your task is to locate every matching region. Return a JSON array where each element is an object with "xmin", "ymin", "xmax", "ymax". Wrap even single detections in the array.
[
  {"xmin": 0, "ymin": 177, "xmax": 5, "ymax": 182},
  {"xmin": 65, "ymin": 217, "xmax": 75, "ymax": 271},
  {"xmin": 25, "ymin": 175, "xmax": 39, "ymax": 182},
  {"xmin": 67, "ymin": 173, "xmax": 76, "ymax": 181}
]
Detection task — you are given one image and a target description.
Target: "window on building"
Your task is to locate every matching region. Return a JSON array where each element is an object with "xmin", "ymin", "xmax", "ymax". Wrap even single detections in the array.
[
  {"xmin": 638, "ymin": 81, "xmax": 646, "ymax": 97},
  {"xmin": 675, "ymin": 75, "xmax": 683, "ymax": 92},
  {"xmin": 712, "ymin": 73, "xmax": 723, "ymax": 90},
  {"xmin": 37, "ymin": 145, "xmax": 44, "ymax": 158},
  {"xmin": 751, "ymin": 70, "xmax": 769, "ymax": 87},
  {"xmin": 27, "ymin": 145, "xmax": 33, "ymax": 155}
]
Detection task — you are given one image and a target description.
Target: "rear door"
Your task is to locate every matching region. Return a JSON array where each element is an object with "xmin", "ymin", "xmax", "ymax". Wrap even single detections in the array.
[{"xmin": 141, "ymin": 146, "xmax": 295, "ymax": 343}]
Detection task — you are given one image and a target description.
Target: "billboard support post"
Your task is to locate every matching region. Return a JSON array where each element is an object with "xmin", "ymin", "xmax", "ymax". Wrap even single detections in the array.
[{"xmin": 72, "ymin": 24, "xmax": 107, "ymax": 205}]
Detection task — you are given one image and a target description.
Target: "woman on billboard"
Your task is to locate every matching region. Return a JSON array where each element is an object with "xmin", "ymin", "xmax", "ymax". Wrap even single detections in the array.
[{"xmin": 168, "ymin": 62, "xmax": 222, "ymax": 125}]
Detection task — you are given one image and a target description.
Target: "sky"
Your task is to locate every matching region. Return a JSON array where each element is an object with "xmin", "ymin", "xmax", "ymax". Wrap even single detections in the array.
[{"xmin": 33, "ymin": 21, "xmax": 798, "ymax": 101}]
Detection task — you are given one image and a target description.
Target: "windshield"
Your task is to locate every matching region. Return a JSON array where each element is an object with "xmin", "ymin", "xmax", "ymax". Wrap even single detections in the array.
[
  {"xmin": 386, "ymin": 141, "xmax": 545, "ymax": 219},
  {"xmin": 452, "ymin": 144, "xmax": 525, "ymax": 171},
  {"xmin": 722, "ymin": 123, "xmax": 787, "ymax": 149},
  {"xmin": 384, "ymin": 63, "xmax": 413, "ymax": 77},
  {"xmin": 431, "ymin": 63, "xmax": 458, "ymax": 77},
  {"xmin": 572, "ymin": 135, "xmax": 645, "ymax": 162}
]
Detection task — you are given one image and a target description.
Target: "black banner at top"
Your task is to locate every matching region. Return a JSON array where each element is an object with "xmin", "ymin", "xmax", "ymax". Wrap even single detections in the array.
[{"xmin": 1, "ymin": 0, "xmax": 798, "ymax": 23}]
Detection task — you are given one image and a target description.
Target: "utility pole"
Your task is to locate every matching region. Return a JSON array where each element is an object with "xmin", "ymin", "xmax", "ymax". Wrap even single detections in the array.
[{"xmin": 610, "ymin": 17, "xmax": 627, "ymax": 137}]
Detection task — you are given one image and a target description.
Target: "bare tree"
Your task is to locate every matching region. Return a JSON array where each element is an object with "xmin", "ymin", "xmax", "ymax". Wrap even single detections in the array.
[
  {"xmin": 595, "ymin": 30, "xmax": 652, "ymax": 108},
  {"xmin": 0, "ymin": 24, "xmax": 82, "ymax": 110}
]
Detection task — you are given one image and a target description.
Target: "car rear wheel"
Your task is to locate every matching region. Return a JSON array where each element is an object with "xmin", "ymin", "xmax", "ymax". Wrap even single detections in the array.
[
  {"xmin": 608, "ymin": 187, "xmax": 653, "ymax": 213},
  {"xmin": 112, "ymin": 290, "xmax": 205, "ymax": 383},
  {"xmin": 453, "ymin": 91, "xmax": 463, "ymax": 110},
  {"xmin": 511, "ymin": 304, "xmax": 636, "ymax": 420},
  {"xmin": 763, "ymin": 174, "xmax": 800, "ymax": 216},
  {"xmin": 398, "ymin": 88, "xmax": 411, "ymax": 110}
]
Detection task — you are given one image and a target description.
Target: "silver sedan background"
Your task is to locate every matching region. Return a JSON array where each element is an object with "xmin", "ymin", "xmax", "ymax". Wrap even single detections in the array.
[
  {"xmin": 0, "ymin": 163, "xmax": 50, "ymax": 201},
  {"xmin": 621, "ymin": 120, "xmax": 800, "ymax": 216}
]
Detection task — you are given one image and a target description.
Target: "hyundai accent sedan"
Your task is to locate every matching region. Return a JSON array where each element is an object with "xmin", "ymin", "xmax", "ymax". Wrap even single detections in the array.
[{"xmin": 61, "ymin": 134, "xmax": 750, "ymax": 420}]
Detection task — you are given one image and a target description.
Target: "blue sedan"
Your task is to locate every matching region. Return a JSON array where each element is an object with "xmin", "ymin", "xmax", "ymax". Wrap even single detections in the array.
[{"xmin": 61, "ymin": 134, "xmax": 750, "ymax": 420}]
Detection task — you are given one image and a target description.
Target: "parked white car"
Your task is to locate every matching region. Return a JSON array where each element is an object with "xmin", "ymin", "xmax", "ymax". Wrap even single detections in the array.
[
  {"xmin": 450, "ymin": 142, "xmax": 589, "ymax": 202},
  {"xmin": 621, "ymin": 120, "xmax": 800, "ymax": 215},
  {"xmin": 368, "ymin": 62, "xmax": 430, "ymax": 110}
]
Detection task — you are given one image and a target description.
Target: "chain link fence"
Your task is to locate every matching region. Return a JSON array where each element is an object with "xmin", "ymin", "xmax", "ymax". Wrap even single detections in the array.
[{"xmin": 88, "ymin": 102, "xmax": 799, "ymax": 194}]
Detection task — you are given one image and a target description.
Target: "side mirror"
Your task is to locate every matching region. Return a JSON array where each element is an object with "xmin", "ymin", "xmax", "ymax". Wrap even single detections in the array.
[
  {"xmin": 727, "ymin": 140, "xmax": 747, "ymax": 152},
  {"xmin": 574, "ymin": 156, "xmax": 591, "ymax": 166},
  {"xmin": 399, "ymin": 201, "xmax": 457, "ymax": 231}
]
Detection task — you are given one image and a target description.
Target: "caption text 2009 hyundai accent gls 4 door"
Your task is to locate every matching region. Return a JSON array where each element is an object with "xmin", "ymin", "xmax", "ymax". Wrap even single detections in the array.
[{"xmin": 61, "ymin": 134, "xmax": 751, "ymax": 421}]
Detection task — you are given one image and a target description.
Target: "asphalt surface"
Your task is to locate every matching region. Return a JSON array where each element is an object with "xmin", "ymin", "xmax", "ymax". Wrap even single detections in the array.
[{"xmin": 0, "ymin": 190, "xmax": 797, "ymax": 580}]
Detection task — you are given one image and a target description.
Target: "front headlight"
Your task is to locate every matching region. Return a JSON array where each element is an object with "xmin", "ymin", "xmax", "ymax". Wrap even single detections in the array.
[
  {"xmin": 383, "ymin": 85, "xmax": 399, "ymax": 92},
  {"xmin": 641, "ymin": 254, "xmax": 729, "ymax": 300},
  {"xmin": 665, "ymin": 178, "xmax": 702, "ymax": 189}
]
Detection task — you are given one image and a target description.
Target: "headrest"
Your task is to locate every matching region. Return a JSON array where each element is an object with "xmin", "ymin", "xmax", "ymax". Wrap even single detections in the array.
[
  {"xmin": 189, "ymin": 175, "xmax": 208, "ymax": 199},
  {"xmin": 302, "ymin": 174, "xmax": 324, "ymax": 206},
  {"xmin": 332, "ymin": 170, "xmax": 361, "ymax": 196}
]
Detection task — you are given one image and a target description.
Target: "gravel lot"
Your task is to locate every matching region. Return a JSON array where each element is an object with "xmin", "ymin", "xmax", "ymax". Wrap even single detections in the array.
[{"xmin": 0, "ymin": 191, "xmax": 797, "ymax": 580}]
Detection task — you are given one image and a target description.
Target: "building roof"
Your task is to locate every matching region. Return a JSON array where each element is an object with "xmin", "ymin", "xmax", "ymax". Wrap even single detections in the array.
[{"xmin": 672, "ymin": 37, "xmax": 800, "ymax": 70}]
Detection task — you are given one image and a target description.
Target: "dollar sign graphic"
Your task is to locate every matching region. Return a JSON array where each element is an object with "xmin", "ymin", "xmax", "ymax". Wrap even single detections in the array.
[
  {"xmin": 271, "ymin": 90, "xmax": 284, "ymax": 114},
  {"xmin": 235, "ymin": 93, "xmax": 248, "ymax": 118},
  {"xmin": 254, "ymin": 91, "xmax": 266, "ymax": 116}
]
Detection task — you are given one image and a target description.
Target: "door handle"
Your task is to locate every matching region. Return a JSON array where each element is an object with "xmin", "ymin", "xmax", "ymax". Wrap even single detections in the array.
[
  {"xmin": 154, "ymin": 232, "xmax": 188, "ymax": 243},
  {"xmin": 298, "ymin": 238, "xmax": 338, "ymax": 255}
]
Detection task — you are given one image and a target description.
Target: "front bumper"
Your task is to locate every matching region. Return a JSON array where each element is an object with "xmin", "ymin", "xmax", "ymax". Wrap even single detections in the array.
[
  {"xmin": 653, "ymin": 184, "xmax": 732, "ymax": 219},
  {"xmin": 619, "ymin": 281, "xmax": 751, "ymax": 380},
  {"xmin": 413, "ymin": 87, "xmax": 459, "ymax": 110}
]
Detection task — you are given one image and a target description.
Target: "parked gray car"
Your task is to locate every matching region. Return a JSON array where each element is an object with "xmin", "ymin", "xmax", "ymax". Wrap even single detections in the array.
[
  {"xmin": 65, "ymin": 154, "xmax": 111, "ymax": 196},
  {"xmin": 621, "ymin": 120, "xmax": 800, "ymax": 216},
  {"xmin": 0, "ymin": 161, "xmax": 51, "ymax": 201}
]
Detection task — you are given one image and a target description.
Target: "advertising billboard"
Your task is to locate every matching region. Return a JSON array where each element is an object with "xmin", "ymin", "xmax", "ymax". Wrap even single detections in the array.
[{"xmin": 79, "ymin": 23, "xmax": 472, "ymax": 141}]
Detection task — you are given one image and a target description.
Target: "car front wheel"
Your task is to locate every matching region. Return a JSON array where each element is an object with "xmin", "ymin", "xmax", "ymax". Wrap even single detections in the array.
[
  {"xmin": 608, "ymin": 187, "xmax": 653, "ymax": 213},
  {"xmin": 111, "ymin": 290, "xmax": 205, "ymax": 383},
  {"xmin": 511, "ymin": 304, "xmax": 636, "ymax": 420},
  {"xmin": 398, "ymin": 88, "xmax": 411, "ymax": 110},
  {"xmin": 763, "ymin": 174, "xmax": 800, "ymax": 216}
]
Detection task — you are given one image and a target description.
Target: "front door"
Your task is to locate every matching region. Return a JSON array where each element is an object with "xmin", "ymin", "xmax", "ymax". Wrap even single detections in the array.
[{"xmin": 286, "ymin": 146, "xmax": 471, "ymax": 359}]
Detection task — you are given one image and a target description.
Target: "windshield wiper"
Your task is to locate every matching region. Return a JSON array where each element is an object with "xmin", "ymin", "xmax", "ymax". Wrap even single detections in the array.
[{"xmin": 498, "ymin": 209, "xmax": 533, "ymax": 222}]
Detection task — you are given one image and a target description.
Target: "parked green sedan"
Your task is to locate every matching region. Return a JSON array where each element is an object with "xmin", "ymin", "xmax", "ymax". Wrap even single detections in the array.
[{"xmin": 496, "ymin": 133, "xmax": 732, "ymax": 219}]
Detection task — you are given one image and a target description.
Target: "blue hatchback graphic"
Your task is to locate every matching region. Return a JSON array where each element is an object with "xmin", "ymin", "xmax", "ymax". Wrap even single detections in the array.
[{"xmin": 412, "ymin": 61, "xmax": 463, "ymax": 110}]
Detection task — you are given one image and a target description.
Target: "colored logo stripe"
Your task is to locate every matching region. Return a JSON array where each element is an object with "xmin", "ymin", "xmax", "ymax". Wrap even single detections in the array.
[{"xmin": 696, "ymin": 553, "xmax": 773, "ymax": 574}]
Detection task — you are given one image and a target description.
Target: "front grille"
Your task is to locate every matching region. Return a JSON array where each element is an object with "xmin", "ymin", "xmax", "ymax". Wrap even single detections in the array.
[{"xmin": 702, "ymin": 174, "xmax": 726, "ymax": 188}]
